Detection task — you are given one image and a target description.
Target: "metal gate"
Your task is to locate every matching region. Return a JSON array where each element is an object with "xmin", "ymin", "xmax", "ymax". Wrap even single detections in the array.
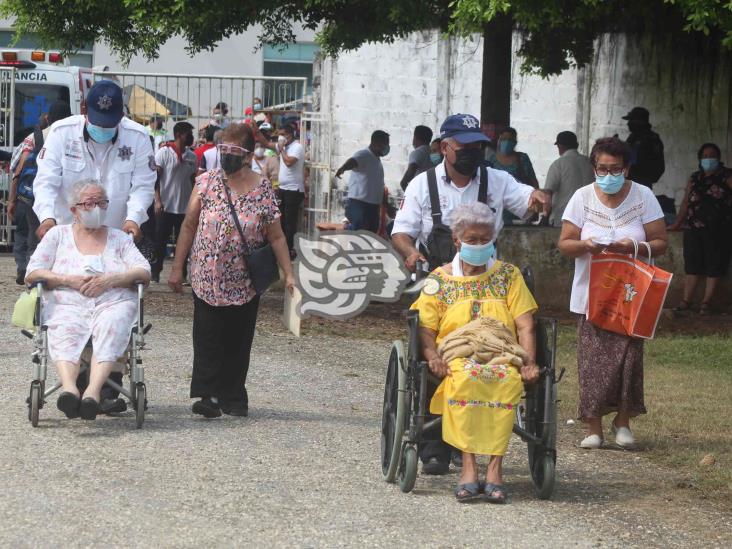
[
  {"xmin": 300, "ymin": 111, "xmax": 332, "ymax": 235},
  {"xmin": 0, "ymin": 67, "xmax": 16, "ymax": 247},
  {"xmin": 92, "ymin": 71, "xmax": 308, "ymax": 131}
]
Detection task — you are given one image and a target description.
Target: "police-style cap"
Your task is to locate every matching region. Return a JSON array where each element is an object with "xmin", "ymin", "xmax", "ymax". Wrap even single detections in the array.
[
  {"xmin": 622, "ymin": 106, "xmax": 650, "ymax": 122},
  {"xmin": 86, "ymin": 80, "xmax": 124, "ymax": 127},
  {"xmin": 439, "ymin": 114, "xmax": 489, "ymax": 144}
]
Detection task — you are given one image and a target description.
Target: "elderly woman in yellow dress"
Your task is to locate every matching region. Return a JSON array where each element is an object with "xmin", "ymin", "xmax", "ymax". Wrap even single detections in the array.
[{"xmin": 411, "ymin": 202, "xmax": 540, "ymax": 502}]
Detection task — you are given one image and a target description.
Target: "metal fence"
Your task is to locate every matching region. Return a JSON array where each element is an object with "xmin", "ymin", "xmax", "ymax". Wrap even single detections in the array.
[
  {"xmin": 300, "ymin": 111, "xmax": 333, "ymax": 235},
  {"xmin": 0, "ymin": 67, "xmax": 16, "ymax": 247},
  {"xmin": 92, "ymin": 71, "xmax": 308, "ymax": 133}
]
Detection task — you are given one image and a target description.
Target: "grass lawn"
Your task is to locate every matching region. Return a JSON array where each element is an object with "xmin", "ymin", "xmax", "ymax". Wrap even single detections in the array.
[{"xmin": 555, "ymin": 325, "xmax": 732, "ymax": 507}]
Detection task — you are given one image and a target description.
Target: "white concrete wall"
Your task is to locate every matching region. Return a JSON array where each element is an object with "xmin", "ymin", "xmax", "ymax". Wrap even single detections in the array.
[{"xmin": 318, "ymin": 30, "xmax": 732, "ymax": 209}]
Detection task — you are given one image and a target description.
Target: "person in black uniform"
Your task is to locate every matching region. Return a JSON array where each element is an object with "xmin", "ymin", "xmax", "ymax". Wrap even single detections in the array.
[{"xmin": 623, "ymin": 107, "xmax": 665, "ymax": 190}]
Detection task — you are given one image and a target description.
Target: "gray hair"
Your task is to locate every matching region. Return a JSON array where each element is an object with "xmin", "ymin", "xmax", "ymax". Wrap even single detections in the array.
[
  {"xmin": 68, "ymin": 179, "xmax": 107, "ymax": 205},
  {"xmin": 450, "ymin": 202, "xmax": 496, "ymax": 238}
]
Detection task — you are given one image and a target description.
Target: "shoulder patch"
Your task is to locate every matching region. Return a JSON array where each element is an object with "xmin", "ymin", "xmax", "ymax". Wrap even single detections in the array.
[
  {"xmin": 38, "ymin": 148, "xmax": 46, "ymax": 159},
  {"xmin": 148, "ymin": 155, "xmax": 156, "ymax": 171}
]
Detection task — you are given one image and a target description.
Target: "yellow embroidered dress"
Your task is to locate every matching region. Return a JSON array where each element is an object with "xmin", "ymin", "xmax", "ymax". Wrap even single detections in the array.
[{"xmin": 411, "ymin": 260, "xmax": 538, "ymax": 455}]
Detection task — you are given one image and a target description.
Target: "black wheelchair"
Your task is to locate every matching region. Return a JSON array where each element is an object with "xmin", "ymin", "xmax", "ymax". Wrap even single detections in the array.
[{"xmin": 380, "ymin": 266, "xmax": 564, "ymax": 499}]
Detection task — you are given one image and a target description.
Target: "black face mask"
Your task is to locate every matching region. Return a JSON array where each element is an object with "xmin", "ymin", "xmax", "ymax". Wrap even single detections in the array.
[
  {"xmin": 221, "ymin": 153, "xmax": 245, "ymax": 175},
  {"xmin": 452, "ymin": 147, "xmax": 483, "ymax": 176},
  {"xmin": 627, "ymin": 121, "xmax": 647, "ymax": 133}
]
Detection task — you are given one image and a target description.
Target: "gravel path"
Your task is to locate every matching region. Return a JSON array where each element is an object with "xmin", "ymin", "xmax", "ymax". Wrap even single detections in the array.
[{"xmin": 0, "ymin": 257, "xmax": 729, "ymax": 548}]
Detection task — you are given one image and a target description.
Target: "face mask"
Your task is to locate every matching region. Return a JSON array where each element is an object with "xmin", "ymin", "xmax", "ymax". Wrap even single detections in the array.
[
  {"xmin": 87, "ymin": 123, "xmax": 116, "ymax": 143},
  {"xmin": 628, "ymin": 121, "xmax": 646, "ymax": 133},
  {"xmin": 498, "ymin": 139, "xmax": 516, "ymax": 155},
  {"xmin": 701, "ymin": 158, "xmax": 719, "ymax": 172},
  {"xmin": 213, "ymin": 113, "xmax": 224, "ymax": 122},
  {"xmin": 430, "ymin": 152, "xmax": 442, "ymax": 165},
  {"xmin": 380, "ymin": 145, "xmax": 390, "ymax": 157},
  {"xmin": 595, "ymin": 173, "xmax": 626, "ymax": 194},
  {"xmin": 278, "ymin": 135, "xmax": 288, "ymax": 147},
  {"xmin": 221, "ymin": 153, "xmax": 245, "ymax": 175},
  {"xmin": 254, "ymin": 146, "xmax": 265, "ymax": 159},
  {"xmin": 78, "ymin": 206, "xmax": 106, "ymax": 229},
  {"xmin": 253, "ymin": 103, "xmax": 262, "ymax": 110},
  {"xmin": 459, "ymin": 241, "xmax": 495, "ymax": 266},
  {"xmin": 452, "ymin": 147, "xmax": 483, "ymax": 176}
]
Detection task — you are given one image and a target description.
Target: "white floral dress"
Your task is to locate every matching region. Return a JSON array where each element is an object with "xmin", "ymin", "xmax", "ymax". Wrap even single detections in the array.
[{"xmin": 25, "ymin": 225, "xmax": 150, "ymax": 363}]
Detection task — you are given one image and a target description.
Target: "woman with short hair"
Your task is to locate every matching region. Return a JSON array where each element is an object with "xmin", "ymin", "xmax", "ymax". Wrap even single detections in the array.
[
  {"xmin": 169, "ymin": 123, "xmax": 295, "ymax": 419},
  {"xmin": 25, "ymin": 179, "xmax": 151, "ymax": 420},
  {"xmin": 558, "ymin": 136, "xmax": 668, "ymax": 449},
  {"xmin": 412, "ymin": 202, "xmax": 540, "ymax": 503},
  {"xmin": 669, "ymin": 142, "xmax": 732, "ymax": 314}
]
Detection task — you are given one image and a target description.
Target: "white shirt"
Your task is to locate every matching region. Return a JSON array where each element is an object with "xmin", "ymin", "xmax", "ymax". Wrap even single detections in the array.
[
  {"xmin": 34, "ymin": 115, "xmax": 156, "ymax": 229},
  {"xmin": 155, "ymin": 145, "xmax": 197, "ymax": 214},
  {"xmin": 278, "ymin": 141, "xmax": 305, "ymax": 192},
  {"xmin": 348, "ymin": 148, "xmax": 384, "ymax": 204},
  {"xmin": 392, "ymin": 161, "xmax": 534, "ymax": 245},
  {"xmin": 562, "ymin": 182, "xmax": 664, "ymax": 316},
  {"xmin": 202, "ymin": 147, "xmax": 220, "ymax": 171}
]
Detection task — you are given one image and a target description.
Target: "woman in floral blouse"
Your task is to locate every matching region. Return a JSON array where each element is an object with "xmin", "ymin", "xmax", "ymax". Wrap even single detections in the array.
[
  {"xmin": 670, "ymin": 142, "xmax": 732, "ymax": 314},
  {"xmin": 169, "ymin": 123, "xmax": 295, "ymax": 418}
]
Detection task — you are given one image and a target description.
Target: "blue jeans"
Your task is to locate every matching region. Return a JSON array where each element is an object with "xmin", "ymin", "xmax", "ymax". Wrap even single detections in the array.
[{"xmin": 345, "ymin": 199, "xmax": 380, "ymax": 232}]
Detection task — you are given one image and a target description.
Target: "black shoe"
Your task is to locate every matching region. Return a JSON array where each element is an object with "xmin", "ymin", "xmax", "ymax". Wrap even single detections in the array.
[
  {"xmin": 192, "ymin": 398, "xmax": 222, "ymax": 418},
  {"xmin": 79, "ymin": 397, "xmax": 100, "ymax": 420},
  {"xmin": 221, "ymin": 402, "xmax": 248, "ymax": 417},
  {"xmin": 100, "ymin": 397, "xmax": 127, "ymax": 415},
  {"xmin": 56, "ymin": 392, "xmax": 80, "ymax": 419},
  {"xmin": 15, "ymin": 270, "xmax": 26, "ymax": 286},
  {"xmin": 422, "ymin": 457, "xmax": 450, "ymax": 475},
  {"xmin": 151, "ymin": 273, "xmax": 160, "ymax": 283},
  {"xmin": 451, "ymin": 452, "xmax": 463, "ymax": 468}
]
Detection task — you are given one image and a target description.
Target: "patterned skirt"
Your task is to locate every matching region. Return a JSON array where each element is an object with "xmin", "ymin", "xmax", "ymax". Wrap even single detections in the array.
[{"xmin": 577, "ymin": 315, "xmax": 646, "ymax": 421}]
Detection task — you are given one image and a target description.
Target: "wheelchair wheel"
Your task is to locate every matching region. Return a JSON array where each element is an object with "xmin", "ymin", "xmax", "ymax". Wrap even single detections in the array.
[
  {"xmin": 135, "ymin": 383, "xmax": 146, "ymax": 429},
  {"xmin": 398, "ymin": 444, "xmax": 418, "ymax": 493},
  {"xmin": 381, "ymin": 340, "xmax": 407, "ymax": 482},
  {"xmin": 29, "ymin": 382, "xmax": 41, "ymax": 427},
  {"xmin": 532, "ymin": 454, "xmax": 556, "ymax": 500}
]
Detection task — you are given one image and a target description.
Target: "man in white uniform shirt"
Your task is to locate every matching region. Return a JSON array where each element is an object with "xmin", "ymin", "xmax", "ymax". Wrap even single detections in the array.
[
  {"xmin": 276, "ymin": 123, "xmax": 305, "ymax": 254},
  {"xmin": 33, "ymin": 80, "xmax": 156, "ymax": 242},
  {"xmin": 152, "ymin": 121, "xmax": 197, "ymax": 282},
  {"xmin": 392, "ymin": 113, "xmax": 551, "ymax": 272}
]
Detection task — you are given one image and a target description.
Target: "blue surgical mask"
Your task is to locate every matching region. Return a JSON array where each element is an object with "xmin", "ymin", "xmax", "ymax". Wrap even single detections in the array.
[
  {"xmin": 253, "ymin": 103, "xmax": 262, "ymax": 110},
  {"xmin": 700, "ymin": 158, "xmax": 719, "ymax": 172},
  {"xmin": 498, "ymin": 139, "xmax": 516, "ymax": 155},
  {"xmin": 595, "ymin": 173, "xmax": 626, "ymax": 194},
  {"xmin": 459, "ymin": 241, "xmax": 495, "ymax": 266},
  {"xmin": 380, "ymin": 145, "xmax": 390, "ymax": 157},
  {"xmin": 87, "ymin": 123, "xmax": 117, "ymax": 143},
  {"xmin": 430, "ymin": 152, "xmax": 442, "ymax": 165}
]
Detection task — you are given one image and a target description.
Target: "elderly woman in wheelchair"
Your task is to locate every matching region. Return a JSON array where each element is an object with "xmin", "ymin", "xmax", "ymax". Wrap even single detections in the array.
[
  {"xmin": 411, "ymin": 202, "xmax": 540, "ymax": 502},
  {"xmin": 25, "ymin": 179, "xmax": 151, "ymax": 421}
]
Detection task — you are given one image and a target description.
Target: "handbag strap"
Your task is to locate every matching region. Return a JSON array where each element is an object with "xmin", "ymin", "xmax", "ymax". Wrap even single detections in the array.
[
  {"xmin": 222, "ymin": 181, "xmax": 250, "ymax": 266},
  {"xmin": 641, "ymin": 240, "xmax": 653, "ymax": 264}
]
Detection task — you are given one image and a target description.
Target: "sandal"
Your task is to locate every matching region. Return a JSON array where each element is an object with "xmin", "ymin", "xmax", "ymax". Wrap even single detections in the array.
[
  {"xmin": 673, "ymin": 300, "xmax": 691, "ymax": 313},
  {"xmin": 699, "ymin": 303, "xmax": 712, "ymax": 316},
  {"xmin": 482, "ymin": 482, "xmax": 508, "ymax": 504},
  {"xmin": 454, "ymin": 482, "xmax": 482, "ymax": 503}
]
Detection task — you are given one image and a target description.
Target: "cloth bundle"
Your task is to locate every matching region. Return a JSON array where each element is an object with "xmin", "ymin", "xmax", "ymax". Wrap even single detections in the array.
[{"xmin": 437, "ymin": 316, "xmax": 528, "ymax": 368}]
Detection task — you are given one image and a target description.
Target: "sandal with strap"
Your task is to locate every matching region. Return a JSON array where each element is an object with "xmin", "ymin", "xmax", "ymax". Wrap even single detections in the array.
[
  {"xmin": 699, "ymin": 303, "xmax": 712, "ymax": 316},
  {"xmin": 483, "ymin": 482, "xmax": 508, "ymax": 504},
  {"xmin": 454, "ymin": 482, "xmax": 482, "ymax": 503},
  {"xmin": 673, "ymin": 300, "xmax": 692, "ymax": 313}
]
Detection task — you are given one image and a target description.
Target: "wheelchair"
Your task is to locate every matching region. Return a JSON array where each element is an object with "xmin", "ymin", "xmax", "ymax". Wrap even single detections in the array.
[
  {"xmin": 380, "ymin": 265, "xmax": 564, "ymax": 499},
  {"xmin": 23, "ymin": 281, "xmax": 152, "ymax": 429}
]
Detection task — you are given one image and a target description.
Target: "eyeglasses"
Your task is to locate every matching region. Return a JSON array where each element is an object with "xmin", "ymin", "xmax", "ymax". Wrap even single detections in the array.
[
  {"xmin": 75, "ymin": 199, "xmax": 109, "ymax": 210},
  {"xmin": 594, "ymin": 167, "xmax": 625, "ymax": 177},
  {"xmin": 217, "ymin": 144, "xmax": 249, "ymax": 156}
]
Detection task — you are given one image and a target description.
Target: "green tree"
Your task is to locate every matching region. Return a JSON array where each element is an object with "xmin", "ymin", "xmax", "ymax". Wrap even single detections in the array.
[{"xmin": 2, "ymin": 0, "xmax": 730, "ymax": 76}]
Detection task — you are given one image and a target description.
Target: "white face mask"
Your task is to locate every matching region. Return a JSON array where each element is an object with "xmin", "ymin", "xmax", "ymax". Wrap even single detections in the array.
[
  {"xmin": 254, "ymin": 146, "xmax": 265, "ymax": 159},
  {"xmin": 78, "ymin": 206, "xmax": 106, "ymax": 229}
]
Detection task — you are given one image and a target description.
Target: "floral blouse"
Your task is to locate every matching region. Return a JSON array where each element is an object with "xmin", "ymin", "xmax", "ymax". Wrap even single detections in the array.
[
  {"xmin": 686, "ymin": 167, "xmax": 732, "ymax": 229},
  {"xmin": 189, "ymin": 169, "xmax": 281, "ymax": 306}
]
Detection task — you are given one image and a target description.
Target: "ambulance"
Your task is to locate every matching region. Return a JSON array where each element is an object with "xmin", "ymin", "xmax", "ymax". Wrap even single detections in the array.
[{"xmin": 0, "ymin": 49, "xmax": 94, "ymax": 148}]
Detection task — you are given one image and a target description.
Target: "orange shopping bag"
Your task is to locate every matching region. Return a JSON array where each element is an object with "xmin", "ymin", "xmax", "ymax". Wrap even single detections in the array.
[{"xmin": 588, "ymin": 241, "xmax": 672, "ymax": 339}]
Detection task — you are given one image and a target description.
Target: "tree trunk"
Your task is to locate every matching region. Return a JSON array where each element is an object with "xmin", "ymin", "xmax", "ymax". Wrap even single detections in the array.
[{"xmin": 481, "ymin": 15, "xmax": 513, "ymax": 126}]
